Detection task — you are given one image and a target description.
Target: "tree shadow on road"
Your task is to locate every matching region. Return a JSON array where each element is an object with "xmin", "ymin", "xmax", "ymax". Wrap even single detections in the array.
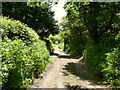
[
  {"xmin": 64, "ymin": 84, "xmax": 89, "ymax": 90},
  {"xmin": 62, "ymin": 61, "xmax": 104, "ymax": 86},
  {"xmin": 52, "ymin": 52, "xmax": 79, "ymax": 59}
]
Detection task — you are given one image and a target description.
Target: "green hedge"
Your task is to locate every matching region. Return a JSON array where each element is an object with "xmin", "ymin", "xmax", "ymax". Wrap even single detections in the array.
[
  {"xmin": 1, "ymin": 17, "xmax": 51, "ymax": 88},
  {"xmin": 84, "ymin": 39, "xmax": 120, "ymax": 87},
  {"xmin": 42, "ymin": 38, "xmax": 54, "ymax": 54},
  {"xmin": 83, "ymin": 43, "xmax": 107, "ymax": 77},
  {"xmin": 1, "ymin": 17, "xmax": 39, "ymax": 44},
  {"xmin": 102, "ymin": 48, "xmax": 120, "ymax": 86}
]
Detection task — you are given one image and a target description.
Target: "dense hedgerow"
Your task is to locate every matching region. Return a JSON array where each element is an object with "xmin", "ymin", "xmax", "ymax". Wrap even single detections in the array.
[
  {"xmin": 42, "ymin": 38, "xmax": 54, "ymax": 54},
  {"xmin": 1, "ymin": 17, "xmax": 39, "ymax": 44},
  {"xmin": 83, "ymin": 42, "xmax": 105, "ymax": 76},
  {"xmin": 102, "ymin": 48, "xmax": 120, "ymax": 86},
  {"xmin": 83, "ymin": 35, "xmax": 120, "ymax": 86},
  {"xmin": 101, "ymin": 32, "xmax": 120, "ymax": 86},
  {"xmin": 0, "ymin": 17, "xmax": 51, "ymax": 88}
]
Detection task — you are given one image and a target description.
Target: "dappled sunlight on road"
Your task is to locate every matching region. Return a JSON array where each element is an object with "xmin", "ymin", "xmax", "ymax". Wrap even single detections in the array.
[{"xmin": 30, "ymin": 45, "xmax": 109, "ymax": 89}]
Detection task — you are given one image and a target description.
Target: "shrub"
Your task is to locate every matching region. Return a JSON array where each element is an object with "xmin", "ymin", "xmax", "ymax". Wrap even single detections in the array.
[
  {"xmin": 2, "ymin": 39, "xmax": 34, "ymax": 88},
  {"xmin": 29, "ymin": 40, "xmax": 51, "ymax": 77},
  {"xmin": 83, "ymin": 37, "xmax": 120, "ymax": 87},
  {"xmin": 1, "ymin": 17, "xmax": 51, "ymax": 88},
  {"xmin": 61, "ymin": 29, "xmax": 85, "ymax": 57},
  {"xmin": 102, "ymin": 48, "xmax": 120, "ymax": 86},
  {"xmin": 83, "ymin": 42, "xmax": 107, "ymax": 77},
  {"xmin": 58, "ymin": 43, "xmax": 64, "ymax": 50},
  {"xmin": 1, "ymin": 17, "xmax": 39, "ymax": 44},
  {"xmin": 49, "ymin": 34, "xmax": 63, "ymax": 45},
  {"xmin": 42, "ymin": 38, "xmax": 54, "ymax": 54}
]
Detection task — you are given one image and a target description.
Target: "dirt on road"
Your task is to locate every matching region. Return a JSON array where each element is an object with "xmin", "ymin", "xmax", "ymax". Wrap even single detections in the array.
[{"xmin": 29, "ymin": 45, "xmax": 109, "ymax": 89}]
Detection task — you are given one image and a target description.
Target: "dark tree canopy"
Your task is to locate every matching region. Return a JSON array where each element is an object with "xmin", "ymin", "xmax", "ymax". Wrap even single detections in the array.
[
  {"xmin": 58, "ymin": 2, "xmax": 120, "ymax": 86},
  {"xmin": 2, "ymin": 2, "xmax": 58, "ymax": 38},
  {"xmin": 65, "ymin": 2, "xmax": 120, "ymax": 44}
]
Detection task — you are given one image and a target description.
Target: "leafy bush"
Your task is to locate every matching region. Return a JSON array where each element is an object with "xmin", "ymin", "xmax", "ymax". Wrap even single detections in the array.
[
  {"xmin": 101, "ymin": 31, "xmax": 120, "ymax": 86},
  {"xmin": 102, "ymin": 48, "xmax": 120, "ymax": 86},
  {"xmin": 42, "ymin": 38, "xmax": 54, "ymax": 54},
  {"xmin": 58, "ymin": 43, "xmax": 64, "ymax": 50},
  {"xmin": 1, "ymin": 17, "xmax": 51, "ymax": 88},
  {"xmin": 84, "ymin": 39, "xmax": 120, "ymax": 87},
  {"xmin": 2, "ymin": 39, "xmax": 34, "ymax": 88},
  {"xmin": 49, "ymin": 34, "xmax": 64, "ymax": 52},
  {"xmin": 1, "ymin": 17, "xmax": 39, "ymax": 44},
  {"xmin": 49, "ymin": 34, "xmax": 64, "ymax": 45},
  {"xmin": 66, "ymin": 28, "xmax": 85, "ymax": 57},
  {"xmin": 2, "ymin": 2, "xmax": 57, "ymax": 39},
  {"xmin": 83, "ymin": 42, "xmax": 107, "ymax": 77},
  {"xmin": 28, "ymin": 40, "xmax": 50, "ymax": 78}
]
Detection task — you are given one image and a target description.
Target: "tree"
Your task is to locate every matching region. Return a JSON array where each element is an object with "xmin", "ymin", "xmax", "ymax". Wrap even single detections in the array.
[
  {"xmin": 59, "ymin": 2, "xmax": 120, "ymax": 56},
  {"xmin": 2, "ymin": 2, "xmax": 58, "ymax": 38},
  {"xmin": 65, "ymin": 2, "xmax": 120, "ymax": 44},
  {"xmin": 62, "ymin": 2, "xmax": 120, "ymax": 85}
]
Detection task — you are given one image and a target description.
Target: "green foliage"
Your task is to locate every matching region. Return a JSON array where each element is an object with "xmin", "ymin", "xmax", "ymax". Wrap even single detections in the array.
[
  {"xmin": 83, "ymin": 40, "xmax": 120, "ymax": 87},
  {"xmin": 60, "ymin": 2, "xmax": 120, "ymax": 87},
  {"xmin": 59, "ymin": 17, "xmax": 86, "ymax": 57},
  {"xmin": 83, "ymin": 42, "xmax": 107, "ymax": 76},
  {"xmin": 49, "ymin": 34, "xmax": 64, "ymax": 50},
  {"xmin": 1, "ymin": 17, "xmax": 39, "ymax": 44},
  {"xmin": 41, "ymin": 36, "xmax": 54, "ymax": 54},
  {"xmin": 29, "ymin": 40, "xmax": 51, "ymax": 77},
  {"xmin": 83, "ymin": 32, "xmax": 120, "ymax": 86},
  {"xmin": 49, "ymin": 34, "xmax": 64, "ymax": 45},
  {"xmin": 1, "ymin": 17, "xmax": 50, "ymax": 88},
  {"xmin": 102, "ymin": 48, "xmax": 120, "ymax": 86},
  {"xmin": 58, "ymin": 43, "xmax": 64, "ymax": 50},
  {"xmin": 2, "ymin": 2, "xmax": 58, "ymax": 38},
  {"xmin": 2, "ymin": 39, "xmax": 34, "ymax": 88},
  {"xmin": 49, "ymin": 31, "xmax": 71, "ymax": 51},
  {"xmin": 45, "ymin": 38, "xmax": 54, "ymax": 54},
  {"xmin": 65, "ymin": 2, "xmax": 120, "ymax": 44},
  {"xmin": 67, "ymin": 28, "xmax": 86, "ymax": 57},
  {"xmin": 2, "ymin": 2, "xmax": 59, "ymax": 55}
]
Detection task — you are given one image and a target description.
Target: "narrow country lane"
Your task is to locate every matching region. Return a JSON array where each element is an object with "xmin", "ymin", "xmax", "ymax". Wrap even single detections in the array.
[
  {"xmin": 2, "ymin": 2, "xmax": 119, "ymax": 89},
  {"xmin": 29, "ymin": 45, "xmax": 109, "ymax": 89}
]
